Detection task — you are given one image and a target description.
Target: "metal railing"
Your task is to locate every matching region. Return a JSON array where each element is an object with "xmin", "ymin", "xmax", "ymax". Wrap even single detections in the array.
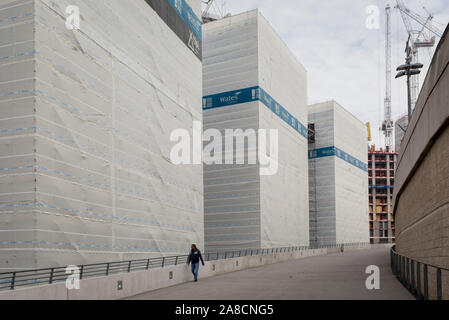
[
  {"xmin": 391, "ymin": 246, "xmax": 449, "ymax": 300},
  {"xmin": 0, "ymin": 242, "xmax": 369, "ymax": 291}
]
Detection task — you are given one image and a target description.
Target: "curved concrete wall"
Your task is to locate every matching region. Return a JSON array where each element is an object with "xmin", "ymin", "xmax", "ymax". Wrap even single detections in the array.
[{"xmin": 393, "ymin": 24, "xmax": 449, "ymax": 268}]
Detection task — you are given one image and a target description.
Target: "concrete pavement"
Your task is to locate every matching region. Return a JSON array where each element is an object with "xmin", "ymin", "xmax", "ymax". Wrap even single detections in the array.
[{"xmin": 127, "ymin": 247, "xmax": 414, "ymax": 300}]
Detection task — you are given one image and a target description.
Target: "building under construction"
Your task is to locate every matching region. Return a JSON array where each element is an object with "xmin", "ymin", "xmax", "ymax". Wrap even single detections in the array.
[
  {"xmin": 368, "ymin": 147, "xmax": 397, "ymax": 244},
  {"xmin": 308, "ymin": 101, "xmax": 369, "ymax": 247},
  {"xmin": 0, "ymin": 0, "xmax": 204, "ymax": 270},
  {"xmin": 202, "ymin": 10, "xmax": 309, "ymax": 252}
]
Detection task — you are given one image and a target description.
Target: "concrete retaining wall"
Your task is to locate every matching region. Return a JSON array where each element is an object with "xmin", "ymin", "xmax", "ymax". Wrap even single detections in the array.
[
  {"xmin": 393, "ymin": 25, "xmax": 449, "ymax": 300},
  {"xmin": 393, "ymin": 25, "xmax": 449, "ymax": 268},
  {"xmin": 0, "ymin": 244, "xmax": 382, "ymax": 300}
]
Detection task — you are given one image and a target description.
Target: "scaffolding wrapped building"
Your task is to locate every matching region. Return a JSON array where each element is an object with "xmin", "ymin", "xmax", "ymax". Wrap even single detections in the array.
[
  {"xmin": 0, "ymin": 0, "xmax": 203, "ymax": 270},
  {"xmin": 202, "ymin": 10, "xmax": 309, "ymax": 252},
  {"xmin": 308, "ymin": 101, "xmax": 369, "ymax": 247}
]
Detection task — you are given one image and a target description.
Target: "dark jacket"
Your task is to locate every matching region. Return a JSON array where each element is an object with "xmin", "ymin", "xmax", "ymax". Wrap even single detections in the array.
[{"xmin": 188, "ymin": 249, "xmax": 204, "ymax": 265}]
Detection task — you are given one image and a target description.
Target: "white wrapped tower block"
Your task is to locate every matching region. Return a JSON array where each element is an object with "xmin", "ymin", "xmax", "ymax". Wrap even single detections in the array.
[
  {"xmin": 203, "ymin": 10, "xmax": 309, "ymax": 252},
  {"xmin": 0, "ymin": 0, "xmax": 203, "ymax": 270},
  {"xmin": 308, "ymin": 101, "xmax": 369, "ymax": 246}
]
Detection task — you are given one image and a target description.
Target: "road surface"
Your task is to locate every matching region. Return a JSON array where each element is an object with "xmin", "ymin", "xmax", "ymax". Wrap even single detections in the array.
[{"xmin": 127, "ymin": 247, "xmax": 414, "ymax": 300}]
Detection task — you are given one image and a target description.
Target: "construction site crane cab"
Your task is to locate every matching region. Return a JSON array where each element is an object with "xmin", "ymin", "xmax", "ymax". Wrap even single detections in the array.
[{"xmin": 414, "ymin": 36, "xmax": 436, "ymax": 48}]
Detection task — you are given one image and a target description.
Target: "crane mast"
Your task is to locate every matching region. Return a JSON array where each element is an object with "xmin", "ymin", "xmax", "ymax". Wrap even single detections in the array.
[{"xmin": 383, "ymin": 5, "xmax": 393, "ymax": 150}]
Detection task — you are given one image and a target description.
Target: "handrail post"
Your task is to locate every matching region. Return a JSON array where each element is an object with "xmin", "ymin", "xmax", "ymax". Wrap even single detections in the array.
[
  {"xmin": 396, "ymin": 254, "xmax": 400, "ymax": 276},
  {"xmin": 128, "ymin": 260, "xmax": 132, "ymax": 272},
  {"xmin": 175, "ymin": 256, "xmax": 178, "ymax": 266},
  {"xmin": 49, "ymin": 268, "xmax": 54, "ymax": 284},
  {"xmin": 106, "ymin": 263, "xmax": 110, "ymax": 276},
  {"xmin": 146, "ymin": 259, "xmax": 150, "ymax": 270},
  {"xmin": 401, "ymin": 256, "xmax": 405, "ymax": 283},
  {"xmin": 395, "ymin": 252, "xmax": 397, "ymax": 273},
  {"xmin": 424, "ymin": 264, "xmax": 428, "ymax": 299},
  {"xmin": 161, "ymin": 257, "xmax": 165, "ymax": 268},
  {"xmin": 391, "ymin": 250, "xmax": 394, "ymax": 274},
  {"xmin": 417, "ymin": 262, "xmax": 421, "ymax": 299},
  {"xmin": 390, "ymin": 250, "xmax": 396, "ymax": 274},
  {"xmin": 437, "ymin": 268, "xmax": 442, "ymax": 300},
  {"xmin": 407, "ymin": 258, "xmax": 410, "ymax": 289},
  {"xmin": 390, "ymin": 250, "xmax": 394, "ymax": 273},
  {"xmin": 80, "ymin": 265, "xmax": 84, "ymax": 280},
  {"xmin": 393, "ymin": 253, "xmax": 396, "ymax": 275},
  {"xmin": 10, "ymin": 272, "xmax": 16, "ymax": 290}
]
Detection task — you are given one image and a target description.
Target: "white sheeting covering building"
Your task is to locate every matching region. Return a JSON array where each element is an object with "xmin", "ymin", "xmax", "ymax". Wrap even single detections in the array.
[
  {"xmin": 0, "ymin": 0, "xmax": 203, "ymax": 269},
  {"xmin": 308, "ymin": 101, "xmax": 369, "ymax": 246},
  {"xmin": 203, "ymin": 10, "xmax": 309, "ymax": 252}
]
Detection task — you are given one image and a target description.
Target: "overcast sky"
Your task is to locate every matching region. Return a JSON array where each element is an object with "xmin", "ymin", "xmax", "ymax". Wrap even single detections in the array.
[{"xmin": 204, "ymin": 0, "xmax": 449, "ymax": 148}]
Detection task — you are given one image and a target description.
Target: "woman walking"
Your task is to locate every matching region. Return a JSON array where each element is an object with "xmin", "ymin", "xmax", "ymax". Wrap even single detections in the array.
[{"xmin": 187, "ymin": 244, "xmax": 205, "ymax": 282}]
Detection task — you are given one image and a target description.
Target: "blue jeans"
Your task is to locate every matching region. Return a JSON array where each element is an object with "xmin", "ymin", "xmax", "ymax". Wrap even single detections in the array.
[{"xmin": 191, "ymin": 262, "xmax": 199, "ymax": 281}]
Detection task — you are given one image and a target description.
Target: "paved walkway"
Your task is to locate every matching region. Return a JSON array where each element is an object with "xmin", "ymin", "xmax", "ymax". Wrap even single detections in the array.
[{"xmin": 127, "ymin": 247, "xmax": 414, "ymax": 300}]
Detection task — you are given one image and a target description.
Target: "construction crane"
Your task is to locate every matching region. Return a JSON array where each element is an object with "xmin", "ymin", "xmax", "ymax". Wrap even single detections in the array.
[
  {"xmin": 382, "ymin": 4, "xmax": 393, "ymax": 151},
  {"xmin": 202, "ymin": 0, "xmax": 229, "ymax": 23},
  {"xmin": 394, "ymin": 0, "xmax": 445, "ymax": 111},
  {"xmin": 202, "ymin": 0, "xmax": 214, "ymax": 19}
]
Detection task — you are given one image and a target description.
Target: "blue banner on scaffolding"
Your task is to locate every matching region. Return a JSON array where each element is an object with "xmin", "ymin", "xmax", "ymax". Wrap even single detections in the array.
[
  {"xmin": 202, "ymin": 86, "xmax": 308, "ymax": 140},
  {"xmin": 309, "ymin": 146, "xmax": 368, "ymax": 172},
  {"xmin": 145, "ymin": 0, "xmax": 202, "ymax": 59},
  {"xmin": 166, "ymin": 0, "xmax": 202, "ymax": 40}
]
